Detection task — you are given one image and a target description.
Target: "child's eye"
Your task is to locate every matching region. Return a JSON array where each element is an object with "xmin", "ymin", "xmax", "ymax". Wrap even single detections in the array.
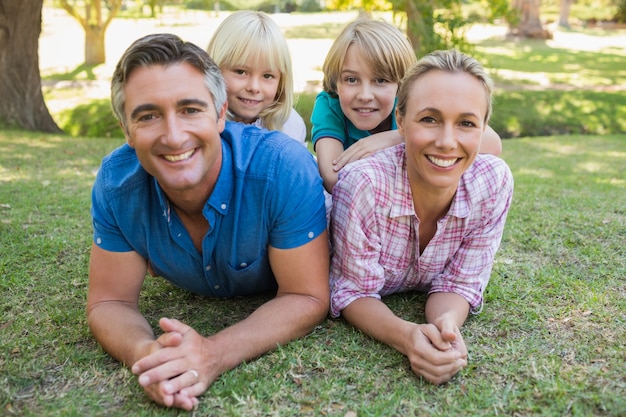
[
  {"xmin": 263, "ymin": 73, "xmax": 275, "ymax": 80},
  {"xmin": 234, "ymin": 69, "xmax": 246, "ymax": 75},
  {"xmin": 344, "ymin": 76, "xmax": 357, "ymax": 84},
  {"xmin": 374, "ymin": 78, "xmax": 388, "ymax": 84}
]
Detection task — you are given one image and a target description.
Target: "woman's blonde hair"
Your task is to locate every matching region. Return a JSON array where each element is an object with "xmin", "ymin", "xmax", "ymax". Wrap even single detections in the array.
[
  {"xmin": 322, "ymin": 18, "xmax": 417, "ymax": 96},
  {"xmin": 396, "ymin": 49, "xmax": 494, "ymax": 123},
  {"xmin": 207, "ymin": 10, "xmax": 293, "ymax": 131}
]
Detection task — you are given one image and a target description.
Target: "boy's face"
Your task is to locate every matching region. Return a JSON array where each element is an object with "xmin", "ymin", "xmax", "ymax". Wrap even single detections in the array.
[
  {"xmin": 336, "ymin": 44, "xmax": 398, "ymax": 133},
  {"xmin": 123, "ymin": 62, "xmax": 227, "ymax": 198}
]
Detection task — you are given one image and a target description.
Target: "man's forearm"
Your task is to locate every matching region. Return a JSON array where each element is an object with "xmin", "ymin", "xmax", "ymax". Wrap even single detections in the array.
[
  {"xmin": 87, "ymin": 301, "xmax": 155, "ymax": 367},
  {"xmin": 210, "ymin": 293, "xmax": 327, "ymax": 373}
]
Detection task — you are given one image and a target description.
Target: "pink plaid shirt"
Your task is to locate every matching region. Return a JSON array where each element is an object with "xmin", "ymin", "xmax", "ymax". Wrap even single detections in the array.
[{"xmin": 329, "ymin": 144, "xmax": 514, "ymax": 317}]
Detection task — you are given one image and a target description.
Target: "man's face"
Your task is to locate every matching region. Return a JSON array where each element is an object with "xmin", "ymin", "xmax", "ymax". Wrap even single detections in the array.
[{"xmin": 123, "ymin": 62, "xmax": 227, "ymax": 197}]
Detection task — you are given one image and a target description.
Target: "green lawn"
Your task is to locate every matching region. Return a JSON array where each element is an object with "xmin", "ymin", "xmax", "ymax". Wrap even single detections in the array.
[{"xmin": 0, "ymin": 131, "xmax": 624, "ymax": 416}]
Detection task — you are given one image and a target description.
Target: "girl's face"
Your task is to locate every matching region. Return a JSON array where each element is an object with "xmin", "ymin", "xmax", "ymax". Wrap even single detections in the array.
[
  {"xmin": 397, "ymin": 70, "xmax": 487, "ymax": 196},
  {"xmin": 221, "ymin": 56, "xmax": 281, "ymax": 124},
  {"xmin": 336, "ymin": 44, "xmax": 398, "ymax": 133}
]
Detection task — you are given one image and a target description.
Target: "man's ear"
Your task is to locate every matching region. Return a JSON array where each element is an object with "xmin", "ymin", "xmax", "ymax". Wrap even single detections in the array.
[
  {"xmin": 216, "ymin": 101, "xmax": 228, "ymax": 132},
  {"xmin": 121, "ymin": 121, "xmax": 134, "ymax": 147}
]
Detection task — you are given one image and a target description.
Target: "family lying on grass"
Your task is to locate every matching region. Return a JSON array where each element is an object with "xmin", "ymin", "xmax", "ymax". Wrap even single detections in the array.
[{"xmin": 86, "ymin": 14, "xmax": 513, "ymax": 411}]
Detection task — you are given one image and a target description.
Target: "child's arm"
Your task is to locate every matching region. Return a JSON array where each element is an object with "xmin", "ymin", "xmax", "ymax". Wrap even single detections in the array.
[
  {"xmin": 479, "ymin": 125, "xmax": 502, "ymax": 156},
  {"xmin": 332, "ymin": 130, "xmax": 403, "ymax": 172},
  {"xmin": 315, "ymin": 137, "xmax": 345, "ymax": 193}
]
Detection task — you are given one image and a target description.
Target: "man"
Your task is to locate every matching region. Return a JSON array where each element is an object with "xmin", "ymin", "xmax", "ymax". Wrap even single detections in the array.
[{"xmin": 87, "ymin": 33, "xmax": 329, "ymax": 411}]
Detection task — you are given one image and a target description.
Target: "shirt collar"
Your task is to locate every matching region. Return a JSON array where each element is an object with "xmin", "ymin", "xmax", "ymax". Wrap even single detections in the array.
[
  {"xmin": 205, "ymin": 139, "xmax": 233, "ymax": 216},
  {"xmin": 152, "ymin": 140, "xmax": 234, "ymax": 221}
]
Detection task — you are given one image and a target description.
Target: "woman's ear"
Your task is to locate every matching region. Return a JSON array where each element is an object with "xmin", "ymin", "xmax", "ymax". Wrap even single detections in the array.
[{"xmin": 395, "ymin": 108, "xmax": 405, "ymax": 137}]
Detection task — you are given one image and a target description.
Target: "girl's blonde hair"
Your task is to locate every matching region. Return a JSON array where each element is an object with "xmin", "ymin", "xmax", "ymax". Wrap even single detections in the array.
[
  {"xmin": 207, "ymin": 10, "xmax": 293, "ymax": 131},
  {"xmin": 322, "ymin": 18, "xmax": 417, "ymax": 96},
  {"xmin": 397, "ymin": 49, "xmax": 494, "ymax": 123}
]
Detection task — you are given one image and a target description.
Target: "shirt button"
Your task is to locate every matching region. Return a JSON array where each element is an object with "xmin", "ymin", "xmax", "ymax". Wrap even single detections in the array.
[
  {"xmin": 221, "ymin": 203, "xmax": 227, "ymax": 210},
  {"xmin": 96, "ymin": 238, "xmax": 102, "ymax": 245},
  {"xmin": 214, "ymin": 284, "xmax": 220, "ymax": 290},
  {"xmin": 205, "ymin": 265, "xmax": 212, "ymax": 271},
  {"xmin": 308, "ymin": 231, "xmax": 314, "ymax": 239},
  {"xmin": 239, "ymin": 262, "xmax": 247, "ymax": 268}
]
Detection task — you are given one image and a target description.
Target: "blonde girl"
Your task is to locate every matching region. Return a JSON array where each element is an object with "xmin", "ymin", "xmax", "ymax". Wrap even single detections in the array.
[{"xmin": 207, "ymin": 10, "xmax": 306, "ymax": 144}]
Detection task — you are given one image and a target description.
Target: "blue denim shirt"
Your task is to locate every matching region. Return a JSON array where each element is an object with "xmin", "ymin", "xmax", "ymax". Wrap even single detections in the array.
[{"xmin": 91, "ymin": 121, "xmax": 327, "ymax": 298}]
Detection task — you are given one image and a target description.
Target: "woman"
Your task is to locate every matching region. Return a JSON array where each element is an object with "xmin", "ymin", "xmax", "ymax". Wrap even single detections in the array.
[{"xmin": 329, "ymin": 49, "xmax": 514, "ymax": 385}]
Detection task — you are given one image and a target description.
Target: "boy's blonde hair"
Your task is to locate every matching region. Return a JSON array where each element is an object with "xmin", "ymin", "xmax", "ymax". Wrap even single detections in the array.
[
  {"xmin": 397, "ymin": 49, "xmax": 494, "ymax": 123},
  {"xmin": 322, "ymin": 18, "xmax": 417, "ymax": 96},
  {"xmin": 207, "ymin": 10, "xmax": 293, "ymax": 131}
]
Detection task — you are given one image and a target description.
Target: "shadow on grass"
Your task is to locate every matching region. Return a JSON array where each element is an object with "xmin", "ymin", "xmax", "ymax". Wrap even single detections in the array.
[{"xmin": 42, "ymin": 63, "xmax": 100, "ymax": 82}]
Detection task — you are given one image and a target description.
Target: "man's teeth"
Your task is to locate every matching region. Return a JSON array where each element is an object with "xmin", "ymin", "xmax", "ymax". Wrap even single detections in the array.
[
  {"xmin": 163, "ymin": 149, "xmax": 194, "ymax": 162},
  {"xmin": 428, "ymin": 156, "xmax": 458, "ymax": 168}
]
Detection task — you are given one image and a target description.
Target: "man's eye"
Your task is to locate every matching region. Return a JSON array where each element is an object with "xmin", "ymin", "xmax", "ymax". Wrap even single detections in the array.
[{"xmin": 138, "ymin": 114, "xmax": 155, "ymax": 122}]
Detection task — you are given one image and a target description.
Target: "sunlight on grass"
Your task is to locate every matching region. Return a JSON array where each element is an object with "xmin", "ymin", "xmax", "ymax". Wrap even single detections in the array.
[{"xmin": 516, "ymin": 168, "xmax": 555, "ymax": 178}]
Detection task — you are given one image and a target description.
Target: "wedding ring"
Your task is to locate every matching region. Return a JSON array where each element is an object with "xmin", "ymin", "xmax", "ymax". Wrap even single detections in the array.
[{"xmin": 189, "ymin": 369, "xmax": 199, "ymax": 380}]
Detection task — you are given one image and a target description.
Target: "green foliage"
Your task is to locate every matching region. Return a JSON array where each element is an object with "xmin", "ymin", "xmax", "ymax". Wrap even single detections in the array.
[
  {"xmin": 491, "ymin": 90, "xmax": 626, "ymax": 138},
  {"xmin": 184, "ymin": 0, "xmax": 237, "ymax": 11},
  {"xmin": 56, "ymin": 99, "xmax": 123, "ymax": 139},
  {"xmin": 615, "ymin": 0, "xmax": 626, "ymax": 22}
]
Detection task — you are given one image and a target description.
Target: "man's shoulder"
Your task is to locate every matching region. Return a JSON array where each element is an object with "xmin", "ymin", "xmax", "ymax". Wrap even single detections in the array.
[
  {"xmin": 222, "ymin": 121, "xmax": 314, "ymax": 172},
  {"xmin": 96, "ymin": 143, "xmax": 149, "ymax": 192}
]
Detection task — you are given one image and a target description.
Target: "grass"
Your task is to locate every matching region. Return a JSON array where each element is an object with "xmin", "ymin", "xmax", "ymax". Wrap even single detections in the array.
[{"xmin": 1, "ymin": 130, "xmax": 625, "ymax": 416}]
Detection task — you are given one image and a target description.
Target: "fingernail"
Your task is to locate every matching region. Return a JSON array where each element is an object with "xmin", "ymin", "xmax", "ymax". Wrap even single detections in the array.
[{"xmin": 138, "ymin": 374, "xmax": 150, "ymax": 385}]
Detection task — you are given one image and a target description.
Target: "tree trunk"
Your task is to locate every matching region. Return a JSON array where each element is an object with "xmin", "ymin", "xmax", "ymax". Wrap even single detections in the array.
[
  {"xmin": 85, "ymin": 25, "xmax": 106, "ymax": 65},
  {"xmin": 0, "ymin": 0, "xmax": 62, "ymax": 132},
  {"xmin": 509, "ymin": 0, "xmax": 552, "ymax": 38},
  {"xmin": 558, "ymin": 0, "xmax": 573, "ymax": 28},
  {"xmin": 59, "ymin": 0, "xmax": 122, "ymax": 66},
  {"xmin": 404, "ymin": 0, "xmax": 435, "ymax": 56}
]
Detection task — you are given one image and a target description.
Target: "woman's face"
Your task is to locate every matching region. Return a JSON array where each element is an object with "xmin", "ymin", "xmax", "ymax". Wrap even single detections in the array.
[{"xmin": 397, "ymin": 69, "xmax": 487, "ymax": 196}]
